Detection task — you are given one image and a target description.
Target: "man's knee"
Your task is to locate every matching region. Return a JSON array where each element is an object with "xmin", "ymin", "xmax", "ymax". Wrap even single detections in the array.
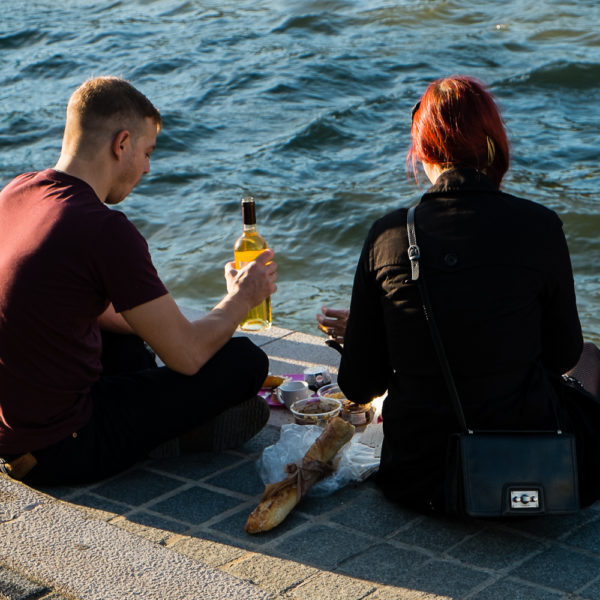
[
  {"xmin": 212, "ymin": 337, "xmax": 268, "ymax": 390},
  {"xmin": 231, "ymin": 337, "xmax": 269, "ymax": 380}
]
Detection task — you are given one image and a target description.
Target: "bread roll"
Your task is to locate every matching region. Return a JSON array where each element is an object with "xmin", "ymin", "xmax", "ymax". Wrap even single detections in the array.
[
  {"xmin": 262, "ymin": 374, "xmax": 285, "ymax": 389},
  {"xmin": 245, "ymin": 416, "xmax": 354, "ymax": 534}
]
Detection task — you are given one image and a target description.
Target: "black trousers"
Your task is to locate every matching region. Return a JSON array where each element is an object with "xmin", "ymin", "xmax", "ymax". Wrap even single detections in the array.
[{"xmin": 24, "ymin": 333, "xmax": 268, "ymax": 485}]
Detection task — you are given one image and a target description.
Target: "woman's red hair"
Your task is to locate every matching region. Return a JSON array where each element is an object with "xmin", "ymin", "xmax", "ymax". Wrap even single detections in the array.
[{"xmin": 407, "ymin": 76, "xmax": 509, "ymax": 187}]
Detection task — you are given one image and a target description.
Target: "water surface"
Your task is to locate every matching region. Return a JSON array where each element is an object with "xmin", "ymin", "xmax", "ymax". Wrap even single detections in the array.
[{"xmin": 2, "ymin": 0, "xmax": 598, "ymax": 343}]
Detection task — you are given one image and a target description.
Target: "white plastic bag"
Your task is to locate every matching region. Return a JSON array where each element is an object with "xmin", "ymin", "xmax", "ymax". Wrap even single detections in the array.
[{"xmin": 257, "ymin": 422, "xmax": 381, "ymax": 497}]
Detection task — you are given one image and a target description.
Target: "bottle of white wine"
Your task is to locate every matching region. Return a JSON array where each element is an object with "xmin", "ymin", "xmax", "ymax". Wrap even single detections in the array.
[{"xmin": 234, "ymin": 197, "xmax": 272, "ymax": 331}]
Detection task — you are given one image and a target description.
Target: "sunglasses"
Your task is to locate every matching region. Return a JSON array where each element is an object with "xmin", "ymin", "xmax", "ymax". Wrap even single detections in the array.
[{"xmin": 411, "ymin": 101, "xmax": 421, "ymax": 123}]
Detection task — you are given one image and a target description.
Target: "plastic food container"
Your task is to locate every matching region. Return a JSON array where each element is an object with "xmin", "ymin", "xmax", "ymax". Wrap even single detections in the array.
[
  {"xmin": 317, "ymin": 383, "xmax": 375, "ymax": 427},
  {"xmin": 290, "ymin": 397, "xmax": 342, "ymax": 426}
]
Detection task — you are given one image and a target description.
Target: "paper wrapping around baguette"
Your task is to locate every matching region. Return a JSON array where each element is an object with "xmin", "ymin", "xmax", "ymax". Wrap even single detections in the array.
[{"xmin": 245, "ymin": 416, "xmax": 355, "ymax": 534}]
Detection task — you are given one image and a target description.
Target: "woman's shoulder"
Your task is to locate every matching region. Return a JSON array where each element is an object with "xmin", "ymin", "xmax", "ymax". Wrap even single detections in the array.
[
  {"xmin": 361, "ymin": 207, "xmax": 412, "ymax": 269},
  {"xmin": 368, "ymin": 206, "xmax": 410, "ymax": 237},
  {"xmin": 497, "ymin": 189, "xmax": 563, "ymax": 228}
]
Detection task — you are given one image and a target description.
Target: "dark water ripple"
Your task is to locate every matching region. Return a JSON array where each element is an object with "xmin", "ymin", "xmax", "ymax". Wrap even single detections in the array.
[
  {"xmin": 0, "ymin": 29, "xmax": 46, "ymax": 49},
  {"xmin": 1, "ymin": 1, "xmax": 599, "ymax": 342},
  {"xmin": 502, "ymin": 61, "xmax": 600, "ymax": 90}
]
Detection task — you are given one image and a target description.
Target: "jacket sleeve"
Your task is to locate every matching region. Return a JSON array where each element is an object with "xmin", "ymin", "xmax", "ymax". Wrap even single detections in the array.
[
  {"xmin": 539, "ymin": 219, "xmax": 583, "ymax": 374},
  {"xmin": 338, "ymin": 229, "xmax": 389, "ymax": 404}
]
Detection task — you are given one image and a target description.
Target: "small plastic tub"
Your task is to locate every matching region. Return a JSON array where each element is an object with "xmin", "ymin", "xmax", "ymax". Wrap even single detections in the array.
[
  {"xmin": 317, "ymin": 383, "xmax": 374, "ymax": 427},
  {"xmin": 290, "ymin": 397, "xmax": 342, "ymax": 426},
  {"xmin": 317, "ymin": 383, "xmax": 346, "ymax": 401}
]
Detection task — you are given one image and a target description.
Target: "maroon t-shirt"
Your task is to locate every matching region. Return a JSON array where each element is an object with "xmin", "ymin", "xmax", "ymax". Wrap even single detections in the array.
[{"xmin": 0, "ymin": 169, "xmax": 168, "ymax": 453}]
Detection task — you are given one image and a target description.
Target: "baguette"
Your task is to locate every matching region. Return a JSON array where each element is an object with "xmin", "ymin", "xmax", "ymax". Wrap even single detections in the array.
[{"xmin": 245, "ymin": 416, "xmax": 355, "ymax": 534}]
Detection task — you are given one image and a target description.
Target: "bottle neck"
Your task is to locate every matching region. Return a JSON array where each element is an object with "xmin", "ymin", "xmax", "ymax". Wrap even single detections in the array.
[
  {"xmin": 241, "ymin": 198, "xmax": 256, "ymax": 228},
  {"xmin": 243, "ymin": 223, "xmax": 257, "ymax": 233}
]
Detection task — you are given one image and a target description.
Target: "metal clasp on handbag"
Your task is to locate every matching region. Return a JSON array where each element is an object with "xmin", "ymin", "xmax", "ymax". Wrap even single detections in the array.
[{"xmin": 509, "ymin": 489, "xmax": 540, "ymax": 509}]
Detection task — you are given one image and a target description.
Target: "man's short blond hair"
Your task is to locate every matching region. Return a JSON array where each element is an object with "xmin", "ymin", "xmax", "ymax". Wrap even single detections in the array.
[{"xmin": 65, "ymin": 76, "xmax": 161, "ymax": 150}]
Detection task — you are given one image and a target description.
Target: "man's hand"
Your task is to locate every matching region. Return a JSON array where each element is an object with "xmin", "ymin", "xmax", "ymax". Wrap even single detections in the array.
[
  {"xmin": 225, "ymin": 249, "xmax": 278, "ymax": 313},
  {"xmin": 316, "ymin": 306, "xmax": 349, "ymax": 344}
]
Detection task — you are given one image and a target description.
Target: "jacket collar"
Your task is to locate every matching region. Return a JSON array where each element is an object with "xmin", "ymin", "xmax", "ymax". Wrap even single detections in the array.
[{"xmin": 422, "ymin": 167, "xmax": 499, "ymax": 197}]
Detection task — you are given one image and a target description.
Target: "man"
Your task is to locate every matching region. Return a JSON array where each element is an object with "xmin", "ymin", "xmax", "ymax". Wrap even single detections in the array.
[{"xmin": 0, "ymin": 76, "xmax": 277, "ymax": 484}]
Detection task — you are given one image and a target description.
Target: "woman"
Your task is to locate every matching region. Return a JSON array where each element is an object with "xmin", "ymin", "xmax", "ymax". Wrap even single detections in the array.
[{"xmin": 333, "ymin": 75, "xmax": 600, "ymax": 512}]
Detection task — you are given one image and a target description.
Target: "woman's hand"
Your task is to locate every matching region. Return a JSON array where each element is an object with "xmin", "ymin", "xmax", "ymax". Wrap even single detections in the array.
[{"xmin": 316, "ymin": 306, "xmax": 349, "ymax": 344}]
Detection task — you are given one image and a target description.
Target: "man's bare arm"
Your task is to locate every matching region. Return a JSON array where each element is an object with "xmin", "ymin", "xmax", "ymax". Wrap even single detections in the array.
[{"xmin": 121, "ymin": 249, "xmax": 277, "ymax": 375}]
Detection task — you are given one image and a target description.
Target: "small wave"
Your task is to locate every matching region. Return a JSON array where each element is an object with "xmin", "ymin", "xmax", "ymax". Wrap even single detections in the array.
[
  {"xmin": 0, "ymin": 29, "xmax": 46, "ymax": 50},
  {"xmin": 271, "ymin": 14, "xmax": 349, "ymax": 35},
  {"xmin": 282, "ymin": 116, "xmax": 355, "ymax": 151},
  {"xmin": 502, "ymin": 61, "xmax": 600, "ymax": 91},
  {"xmin": 265, "ymin": 83, "xmax": 299, "ymax": 96},
  {"xmin": 190, "ymin": 70, "xmax": 266, "ymax": 109},
  {"xmin": 529, "ymin": 28, "xmax": 590, "ymax": 43},
  {"xmin": 132, "ymin": 58, "xmax": 191, "ymax": 78},
  {"xmin": 21, "ymin": 54, "xmax": 83, "ymax": 79},
  {"xmin": 0, "ymin": 132, "xmax": 41, "ymax": 149},
  {"xmin": 157, "ymin": 1, "xmax": 197, "ymax": 18}
]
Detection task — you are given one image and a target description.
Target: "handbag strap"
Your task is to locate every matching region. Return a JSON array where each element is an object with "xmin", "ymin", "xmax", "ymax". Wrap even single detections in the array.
[
  {"xmin": 407, "ymin": 205, "xmax": 564, "ymax": 435},
  {"xmin": 407, "ymin": 206, "xmax": 471, "ymax": 434}
]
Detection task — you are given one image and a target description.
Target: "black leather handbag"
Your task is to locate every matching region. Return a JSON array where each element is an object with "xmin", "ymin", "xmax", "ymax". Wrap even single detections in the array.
[{"xmin": 407, "ymin": 206, "xmax": 580, "ymax": 517}]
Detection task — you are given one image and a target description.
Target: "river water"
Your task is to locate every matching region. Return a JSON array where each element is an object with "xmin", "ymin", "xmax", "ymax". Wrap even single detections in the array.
[{"xmin": 2, "ymin": 0, "xmax": 598, "ymax": 343}]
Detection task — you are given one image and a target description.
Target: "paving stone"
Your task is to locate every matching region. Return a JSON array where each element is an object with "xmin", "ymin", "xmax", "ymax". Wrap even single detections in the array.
[
  {"xmin": 579, "ymin": 577, "xmax": 600, "ymax": 600},
  {"xmin": 167, "ymin": 535, "xmax": 248, "ymax": 568},
  {"xmin": 109, "ymin": 514, "xmax": 186, "ymax": 544},
  {"xmin": 148, "ymin": 485, "xmax": 244, "ymax": 525},
  {"xmin": 125, "ymin": 510, "xmax": 190, "ymax": 534},
  {"xmin": 205, "ymin": 461, "xmax": 265, "ymax": 496},
  {"xmin": 286, "ymin": 571, "xmax": 375, "ymax": 600},
  {"xmin": 500, "ymin": 508, "xmax": 599, "ymax": 540},
  {"xmin": 512, "ymin": 546, "xmax": 600, "ymax": 592},
  {"xmin": 239, "ymin": 425, "xmax": 283, "ymax": 455},
  {"xmin": 470, "ymin": 577, "xmax": 563, "ymax": 599},
  {"xmin": 273, "ymin": 524, "xmax": 373, "ymax": 569},
  {"xmin": 362, "ymin": 586, "xmax": 453, "ymax": 600},
  {"xmin": 90, "ymin": 468, "xmax": 185, "ymax": 505},
  {"xmin": 0, "ymin": 566, "xmax": 49, "ymax": 600},
  {"xmin": 447, "ymin": 528, "xmax": 544, "ymax": 570},
  {"xmin": 336, "ymin": 542, "xmax": 429, "ymax": 587},
  {"xmin": 563, "ymin": 516, "xmax": 600, "ymax": 553},
  {"xmin": 32, "ymin": 485, "xmax": 81, "ymax": 500},
  {"xmin": 328, "ymin": 488, "xmax": 418, "ymax": 538},
  {"xmin": 396, "ymin": 559, "xmax": 490, "ymax": 599},
  {"xmin": 260, "ymin": 333, "xmax": 340, "ymax": 378},
  {"xmin": 189, "ymin": 527, "xmax": 250, "ymax": 549},
  {"xmin": 67, "ymin": 492, "xmax": 130, "ymax": 520},
  {"xmin": 149, "ymin": 451, "xmax": 245, "ymax": 480},
  {"xmin": 297, "ymin": 481, "xmax": 370, "ymax": 515},
  {"xmin": 221, "ymin": 553, "xmax": 318, "ymax": 594},
  {"xmin": 392, "ymin": 514, "xmax": 479, "ymax": 554},
  {"xmin": 207, "ymin": 505, "xmax": 309, "ymax": 548}
]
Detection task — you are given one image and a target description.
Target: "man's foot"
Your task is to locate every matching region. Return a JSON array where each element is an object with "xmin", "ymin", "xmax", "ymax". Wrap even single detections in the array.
[
  {"xmin": 149, "ymin": 395, "xmax": 270, "ymax": 458},
  {"xmin": 182, "ymin": 394, "xmax": 270, "ymax": 452}
]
